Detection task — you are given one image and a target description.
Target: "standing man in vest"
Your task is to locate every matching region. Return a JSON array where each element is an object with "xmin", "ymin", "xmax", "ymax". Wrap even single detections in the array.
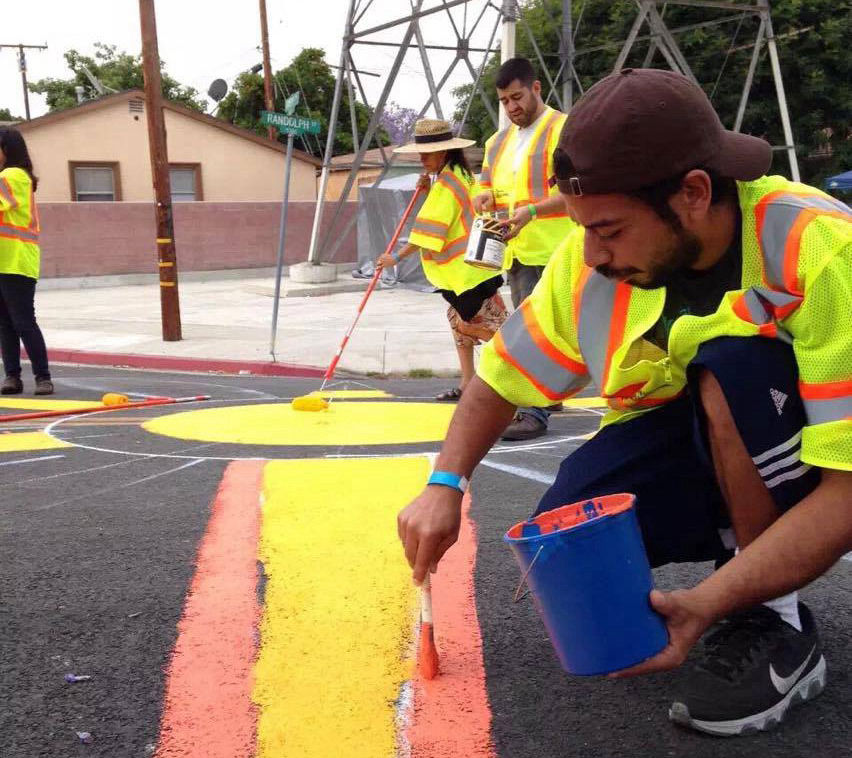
[
  {"xmin": 398, "ymin": 69, "xmax": 851, "ymax": 736},
  {"xmin": 473, "ymin": 57, "xmax": 575, "ymax": 440}
]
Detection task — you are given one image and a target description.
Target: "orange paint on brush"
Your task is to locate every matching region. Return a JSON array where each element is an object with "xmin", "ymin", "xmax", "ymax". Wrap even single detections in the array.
[
  {"xmin": 406, "ymin": 493, "xmax": 497, "ymax": 758},
  {"xmin": 155, "ymin": 460, "xmax": 264, "ymax": 758}
]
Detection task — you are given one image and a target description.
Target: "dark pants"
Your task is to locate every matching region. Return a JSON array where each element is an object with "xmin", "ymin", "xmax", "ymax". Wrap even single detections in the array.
[
  {"xmin": 507, "ymin": 259, "xmax": 549, "ymax": 424},
  {"xmin": 534, "ymin": 337, "xmax": 819, "ymax": 568},
  {"xmin": 0, "ymin": 273, "xmax": 50, "ymax": 380}
]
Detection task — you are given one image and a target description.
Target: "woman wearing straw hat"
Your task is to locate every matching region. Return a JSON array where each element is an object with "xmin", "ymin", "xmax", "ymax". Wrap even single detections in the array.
[{"xmin": 377, "ymin": 119, "xmax": 508, "ymax": 401}]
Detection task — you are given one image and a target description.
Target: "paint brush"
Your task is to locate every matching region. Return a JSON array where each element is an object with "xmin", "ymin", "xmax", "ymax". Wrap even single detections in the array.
[{"xmin": 418, "ymin": 574, "xmax": 440, "ymax": 680}]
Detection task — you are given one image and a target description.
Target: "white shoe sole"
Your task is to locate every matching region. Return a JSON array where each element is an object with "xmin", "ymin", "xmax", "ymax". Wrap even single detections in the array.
[{"xmin": 669, "ymin": 655, "xmax": 826, "ymax": 737}]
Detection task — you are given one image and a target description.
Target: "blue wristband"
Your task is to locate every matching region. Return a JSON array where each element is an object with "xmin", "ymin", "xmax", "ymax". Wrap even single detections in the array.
[{"xmin": 427, "ymin": 470, "xmax": 469, "ymax": 493}]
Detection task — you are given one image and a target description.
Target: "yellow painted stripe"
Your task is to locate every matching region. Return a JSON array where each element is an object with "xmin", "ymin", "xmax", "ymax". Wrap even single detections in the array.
[
  {"xmin": 255, "ymin": 457, "xmax": 425, "ymax": 758},
  {"xmin": 310, "ymin": 390, "xmax": 391, "ymax": 399},
  {"xmin": 0, "ymin": 399, "xmax": 96, "ymax": 411},
  {"xmin": 0, "ymin": 431, "xmax": 72, "ymax": 452},
  {"xmin": 562, "ymin": 396, "xmax": 607, "ymax": 408}
]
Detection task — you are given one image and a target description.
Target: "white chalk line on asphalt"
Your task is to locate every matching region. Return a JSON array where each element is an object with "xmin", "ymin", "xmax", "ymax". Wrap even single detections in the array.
[
  {"xmin": 0, "ymin": 454, "xmax": 65, "ymax": 467},
  {"xmin": 479, "ymin": 459, "xmax": 556, "ymax": 485},
  {"xmin": 34, "ymin": 458, "xmax": 207, "ymax": 512}
]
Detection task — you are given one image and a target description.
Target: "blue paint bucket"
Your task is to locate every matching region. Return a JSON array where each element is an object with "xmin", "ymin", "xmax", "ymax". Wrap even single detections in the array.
[{"xmin": 504, "ymin": 493, "xmax": 668, "ymax": 675}]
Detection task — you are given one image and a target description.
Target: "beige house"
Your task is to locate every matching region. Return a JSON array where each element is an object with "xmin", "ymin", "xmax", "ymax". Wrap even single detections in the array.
[{"xmin": 17, "ymin": 89, "xmax": 320, "ymax": 202}]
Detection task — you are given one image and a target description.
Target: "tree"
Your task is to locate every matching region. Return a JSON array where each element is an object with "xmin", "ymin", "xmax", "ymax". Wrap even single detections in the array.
[
  {"xmin": 453, "ymin": 0, "xmax": 850, "ymax": 185},
  {"xmin": 216, "ymin": 47, "xmax": 384, "ymax": 156},
  {"xmin": 380, "ymin": 102, "xmax": 419, "ymax": 145},
  {"xmin": 28, "ymin": 43, "xmax": 205, "ymax": 112},
  {"xmin": 0, "ymin": 107, "xmax": 23, "ymax": 122}
]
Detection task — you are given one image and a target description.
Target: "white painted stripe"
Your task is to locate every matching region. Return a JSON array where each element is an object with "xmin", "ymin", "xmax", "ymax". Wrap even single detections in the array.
[
  {"xmin": 841, "ymin": 553, "xmax": 852, "ymax": 562},
  {"xmin": 758, "ymin": 449, "xmax": 802, "ymax": 478},
  {"xmin": 0, "ymin": 454, "xmax": 65, "ymax": 467},
  {"xmin": 480, "ymin": 458, "xmax": 555, "ymax": 485},
  {"xmin": 765, "ymin": 463, "xmax": 812, "ymax": 489},
  {"xmin": 752, "ymin": 430, "xmax": 802, "ymax": 465}
]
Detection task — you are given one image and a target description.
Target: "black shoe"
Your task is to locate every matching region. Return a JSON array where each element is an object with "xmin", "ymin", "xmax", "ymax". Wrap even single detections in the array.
[
  {"xmin": 501, "ymin": 412, "xmax": 547, "ymax": 441},
  {"xmin": 1, "ymin": 376, "xmax": 23, "ymax": 394},
  {"xmin": 34, "ymin": 378, "xmax": 54, "ymax": 396},
  {"xmin": 545, "ymin": 402, "xmax": 564, "ymax": 412},
  {"xmin": 669, "ymin": 603, "xmax": 826, "ymax": 736}
]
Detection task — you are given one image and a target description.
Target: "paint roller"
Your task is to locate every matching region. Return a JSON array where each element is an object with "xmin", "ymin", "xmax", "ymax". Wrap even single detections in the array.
[
  {"xmin": 291, "ymin": 183, "xmax": 427, "ymax": 412},
  {"xmin": 419, "ymin": 574, "xmax": 440, "ymax": 680}
]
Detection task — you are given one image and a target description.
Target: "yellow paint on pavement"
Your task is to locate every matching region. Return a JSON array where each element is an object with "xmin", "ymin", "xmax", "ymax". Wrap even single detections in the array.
[
  {"xmin": 254, "ymin": 457, "xmax": 424, "ymax": 758},
  {"xmin": 309, "ymin": 390, "xmax": 391, "ymax": 399},
  {"xmin": 0, "ymin": 398, "xmax": 97, "ymax": 411},
  {"xmin": 561, "ymin": 396, "xmax": 607, "ymax": 408},
  {"xmin": 143, "ymin": 402, "xmax": 455, "ymax": 446},
  {"xmin": 0, "ymin": 431, "xmax": 72, "ymax": 452}
]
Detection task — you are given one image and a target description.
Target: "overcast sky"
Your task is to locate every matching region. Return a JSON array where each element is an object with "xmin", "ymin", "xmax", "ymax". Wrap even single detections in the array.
[{"xmin": 1, "ymin": 0, "xmax": 502, "ymax": 122}]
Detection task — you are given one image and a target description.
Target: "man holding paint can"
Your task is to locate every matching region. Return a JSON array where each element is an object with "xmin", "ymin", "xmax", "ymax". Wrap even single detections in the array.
[
  {"xmin": 473, "ymin": 57, "xmax": 576, "ymax": 441},
  {"xmin": 399, "ymin": 68, "xmax": 851, "ymax": 736}
]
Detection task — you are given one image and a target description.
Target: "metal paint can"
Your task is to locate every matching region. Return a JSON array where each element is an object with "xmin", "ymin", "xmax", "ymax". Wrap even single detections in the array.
[{"xmin": 464, "ymin": 215, "xmax": 507, "ymax": 270}]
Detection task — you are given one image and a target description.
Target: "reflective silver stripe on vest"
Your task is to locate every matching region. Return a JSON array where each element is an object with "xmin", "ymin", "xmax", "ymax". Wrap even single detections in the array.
[
  {"xmin": 438, "ymin": 172, "xmax": 473, "ymax": 231},
  {"xmin": 426, "ymin": 237, "xmax": 467, "ymax": 264},
  {"xmin": 412, "ymin": 218, "xmax": 448, "ymax": 236},
  {"xmin": 739, "ymin": 287, "xmax": 802, "ymax": 323},
  {"xmin": 0, "ymin": 178, "xmax": 16, "ymax": 208},
  {"xmin": 760, "ymin": 193, "xmax": 851, "ymax": 289},
  {"xmin": 500, "ymin": 307, "xmax": 587, "ymax": 395},
  {"xmin": 576, "ymin": 271, "xmax": 617, "ymax": 388},
  {"xmin": 527, "ymin": 111, "xmax": 561, "ymax": 200},
  {"xmin": 803, "ymin": 396, "xmax": 852, "ymax": 425},
  {"xmin": 481, "ymin": 128, "xmax": 511, "ymax": 186},
  {"xmin": 0, "ymin": 224, "xmax": 38, "ymax": 243}
]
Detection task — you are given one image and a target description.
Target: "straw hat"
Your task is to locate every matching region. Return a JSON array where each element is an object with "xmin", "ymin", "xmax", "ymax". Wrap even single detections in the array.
[{"xmin": 394, "ymin": 118, "xmax": 475, "ymax": 154}]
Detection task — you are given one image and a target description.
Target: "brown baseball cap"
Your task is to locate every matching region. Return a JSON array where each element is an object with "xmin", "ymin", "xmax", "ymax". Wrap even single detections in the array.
[{"xmin": 555, "ymin": 68, "xmax": 772, "ymax": 196}]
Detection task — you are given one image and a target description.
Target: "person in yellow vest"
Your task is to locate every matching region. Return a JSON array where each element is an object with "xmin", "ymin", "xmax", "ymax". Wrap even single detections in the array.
[
  {"xmin": 398, "ymin": 69, "xmax": 851, "ymax": 736},
  {"xmin": 376, "ymin": 119, "xmax": 507, "ymax": 400},
  {"xmin": 473, "ymin": 57, "xmax": 576, "ymax": 440},
  {"xmin": 0, "ymin": 127, "xmax": 52, "ymax": 395}
]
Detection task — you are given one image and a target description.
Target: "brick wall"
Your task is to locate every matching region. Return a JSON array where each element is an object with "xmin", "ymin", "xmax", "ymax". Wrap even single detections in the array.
[{"xmin": 37, "ymin": 202, "xmax": 357, "ymax": 278}]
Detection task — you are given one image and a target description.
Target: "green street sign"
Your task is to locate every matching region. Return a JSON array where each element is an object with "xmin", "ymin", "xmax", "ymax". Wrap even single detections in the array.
[{"xmin": 260, "ymin": 110, "xmax": 321, "ymax": 135}]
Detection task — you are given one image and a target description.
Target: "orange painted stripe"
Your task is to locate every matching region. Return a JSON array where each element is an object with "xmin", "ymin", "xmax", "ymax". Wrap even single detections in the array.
[
  {"xmin": 406, "ymin": 492, "xmax": 497, "ymax": 758},
  {"xmin": 799, "ymin": 378, "xmax": 852, "ymax": 400},
  {"xmin": 519, "ymin": 300, "xmax": 588, "ymax": 375},
  {"xmin": 155, "ymin": 460, "xmax": 263, "ymax": 758}
]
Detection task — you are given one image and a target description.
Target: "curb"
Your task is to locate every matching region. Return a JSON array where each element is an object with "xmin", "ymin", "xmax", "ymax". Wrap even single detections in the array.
[{"xmin": 44, "ymin": 348, "xmax": 325, "ymax": 378}]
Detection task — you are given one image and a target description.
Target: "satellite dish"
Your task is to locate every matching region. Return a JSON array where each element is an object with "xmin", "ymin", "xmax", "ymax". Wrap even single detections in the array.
[{"xmin": 208, "ymin": 79, "xmax": 228, "ymax": 102}]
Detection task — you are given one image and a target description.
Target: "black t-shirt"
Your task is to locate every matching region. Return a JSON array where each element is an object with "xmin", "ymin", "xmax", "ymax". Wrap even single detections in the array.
[{"xmin": 645, "ymin": 220, "xmax": 742, "ymax": 352}]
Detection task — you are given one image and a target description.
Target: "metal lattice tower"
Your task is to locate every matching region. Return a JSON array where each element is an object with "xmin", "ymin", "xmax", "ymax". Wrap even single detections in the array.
[{"xmin": 306, "ymin": 0, "xmax": 800, "ymax": 265}]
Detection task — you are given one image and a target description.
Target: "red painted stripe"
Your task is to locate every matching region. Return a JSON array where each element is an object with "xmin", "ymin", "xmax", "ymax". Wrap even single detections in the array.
[
  {"xmin": 33, "ymin": 348, "xmax": 324, "ymax": 377},
  {"xmin": 407, "ymin": 492, "xmax": 496, "ymax": 757},
  {"xmin": 155, "ymin": 460, "xmax": 264, "ymax": 758}
]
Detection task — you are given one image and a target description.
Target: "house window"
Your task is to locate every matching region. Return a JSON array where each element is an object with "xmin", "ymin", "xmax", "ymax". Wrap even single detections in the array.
[
  {"xmin": 69, "ymin": 162, "xmax": 121, "ymax": 201},
  {"xmin": 169, "ymin": 164, "xmax": 202, "ymax": 202}
]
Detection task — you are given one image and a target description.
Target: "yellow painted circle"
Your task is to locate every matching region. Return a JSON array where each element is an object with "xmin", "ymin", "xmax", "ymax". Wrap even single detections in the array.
[{"xmin": 142, "ymin": 402, "xmax": 456, "ymax": 446}]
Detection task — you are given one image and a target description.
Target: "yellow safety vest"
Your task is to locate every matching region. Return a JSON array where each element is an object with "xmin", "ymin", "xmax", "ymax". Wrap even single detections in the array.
[
  {"xmin": 0, "ymin": 167, "xmax": 40, "ymax": 280},
  {"xmin": 479, "ymin": 106, "xmax": 575, "ymax": 266},
  {"xmin": 408, "ymin": 164, "xmax": 500, "ymax": 295},
  {"xmin": 479, "ymin": 175, "xmax": 852, "ymax": 471}
]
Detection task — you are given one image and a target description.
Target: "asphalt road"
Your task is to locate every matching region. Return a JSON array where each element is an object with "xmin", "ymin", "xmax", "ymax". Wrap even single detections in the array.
[{"xmin": 1, "ymin": 365, "xmax": 849, "ymax": 758}]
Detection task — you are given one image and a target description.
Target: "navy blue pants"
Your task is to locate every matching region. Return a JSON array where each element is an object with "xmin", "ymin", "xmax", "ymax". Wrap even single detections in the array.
[
  {"xmin": 534, "ymin": 337, "xmax": 820, "ymax": 568},
  {"xmin": 0, "ymin": 273, "xmax": 50, "ymax": 380}
]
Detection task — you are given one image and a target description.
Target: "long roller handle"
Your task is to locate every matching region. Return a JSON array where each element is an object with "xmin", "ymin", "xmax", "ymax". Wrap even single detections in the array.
[
  {"xmin": 320, "ymin": 183, "xmax": 426, "ymax": 387},
  {"xmin": 0, "ymin": 395, "xmax": 211, "ymax": 424}
]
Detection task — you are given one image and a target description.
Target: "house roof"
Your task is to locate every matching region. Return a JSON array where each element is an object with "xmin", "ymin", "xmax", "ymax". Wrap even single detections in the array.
[
  {"xmin": 328, "ymin": 145, "xmax": 484, "ymax": 172},
  {"xmin": 15, "ymin": 89, "xmax": 322, "ymax": 167}
]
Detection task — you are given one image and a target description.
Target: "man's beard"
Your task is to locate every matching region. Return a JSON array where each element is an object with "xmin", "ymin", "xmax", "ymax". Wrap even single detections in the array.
[
  {"xmin": 597, "ymin": 226, "xmax": 702, "ymax": 290},
  {"xmin": 511, "ymin": 102, "xmax": 538, "ymax": 128}
]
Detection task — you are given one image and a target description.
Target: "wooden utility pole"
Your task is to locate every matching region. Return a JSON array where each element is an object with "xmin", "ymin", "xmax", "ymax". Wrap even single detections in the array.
[
  {"xmin": 0, "ymin": 43, "xmax": 47, "ymax": 120},
  {"xmin": 258, "ymin": 0, "xmax": 277, "ymax": 141},
  {"xmin": 138, "ymin": 0, "xmax": 182, "ymax": 341}
]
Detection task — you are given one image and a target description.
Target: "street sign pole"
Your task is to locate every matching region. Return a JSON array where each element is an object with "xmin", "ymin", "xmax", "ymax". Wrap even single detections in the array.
[{"xmin": 270, "ymin": 131, "xmax": 295, "ymax": 361}]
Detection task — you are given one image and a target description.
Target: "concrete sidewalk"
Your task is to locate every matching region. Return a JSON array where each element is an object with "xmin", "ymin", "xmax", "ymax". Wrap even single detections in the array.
[{"xmin": 33, "ymin": 269, "xmax": 507, "ymax": 377}]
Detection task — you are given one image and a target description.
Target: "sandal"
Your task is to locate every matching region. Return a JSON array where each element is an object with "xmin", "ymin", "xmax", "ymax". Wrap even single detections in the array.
[{"xmin": 436, "ymin": 387, "xmax": 463, "ymax": 401}]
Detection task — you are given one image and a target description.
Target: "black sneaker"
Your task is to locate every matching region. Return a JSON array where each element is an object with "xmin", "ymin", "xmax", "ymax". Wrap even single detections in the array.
[
  {"xmin": 669, "ymin": 603, "xmax": 826, "ymax": 736},
  {"xmin": 1, "ymin": 375, "xmax": 23, "ymax": 394},
  {"xmin": 501, "ymin": 412, "xmax": 547, "ymax": 441}
]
